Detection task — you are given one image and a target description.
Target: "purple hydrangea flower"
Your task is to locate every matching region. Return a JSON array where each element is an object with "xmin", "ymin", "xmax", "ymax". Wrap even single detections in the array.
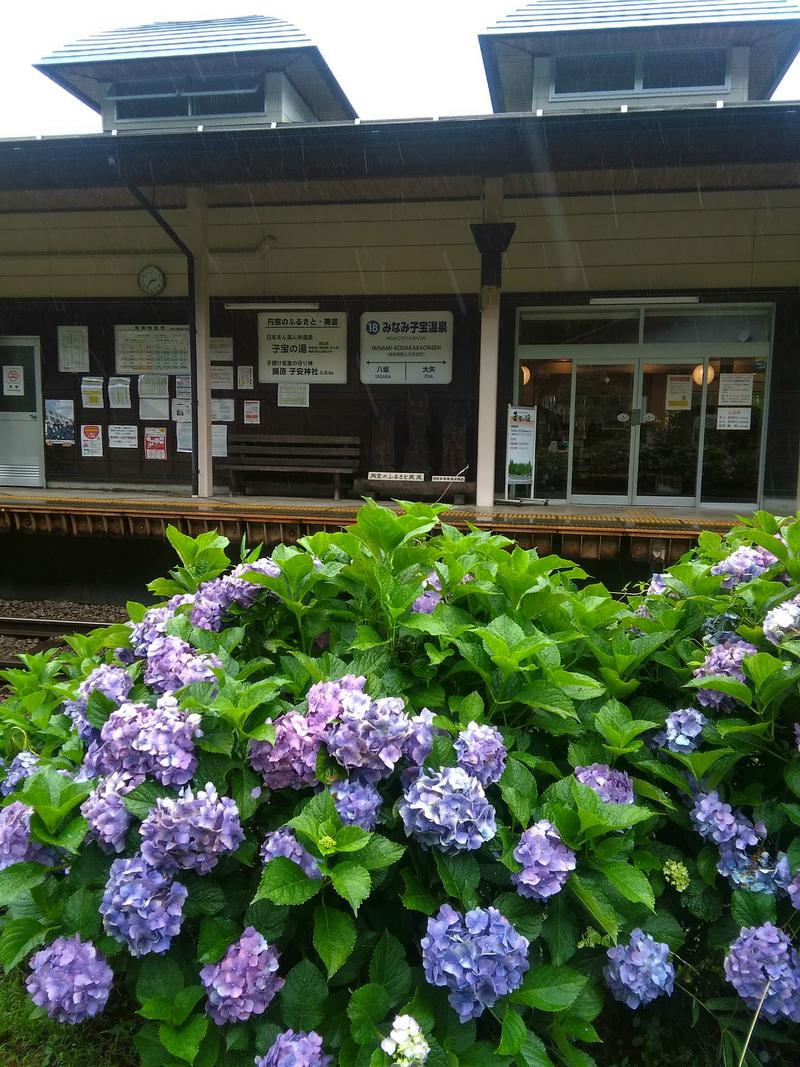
[
  {"xmin": 94, "ymin": 695, "xmax": 202, "ymax": 787},
  {"xmin": 0, "ymin": 801, "xmax": 38, "ymax": 871},
  {"xmin": 404, "ymin": 708, "xmax": 436, "ymax": 767},
  {"xmin": 331, "ymin": 779, "xmax": 382, "ymax": 831},
  {"xmin": 189, "ymin": 578, "xmax": 231, "ymax": 632},
  {"xmin": 763, "ymin": 597, "xmax": 800, "ymax": 646},
  {"xmin": 421, "ymin": 903, "xmax": 529, "ymax": 1022},
  {"xmin": 26, "ymin": 936, "xmax": 113, "ymax": 1024},
  {"xmin": 653, "ymin": 708, "xmax": 707, "ymax": 754},
  {"xmin": 725, "ymin": 924, "xmax": 800, "ymax": 1022},
  {"xmin": 100, "ymin": 856, "xmax": 187, "ymax": 956},
  {"xmin": 306, "ymin": 675, "xmax": 367, "ymax": 722},
  {"xmin": 230, "ymin": 556, "xmax": 281, "ymax": 600},
  {"xmin": 575, "ymin": 764, "xmax": 634, "ymax": 805},
  {"xmin": 144, "ymin": 636, "xmax": 221, "ymax": 694},
  {"xmin": 327, "ymin": 695, "xmax": 413, "ymax": 783},
  {"xmin": 200, "ymin": 927, "xmax": 284, "ymax": 1025},
  {"xmin": 77, "ymin": 665, "xmax": 132, "ymax": 707},
  {"xmin": 787, "ymin": 874, "xmax": 800, "ymax": 911},
  {"xmin": 454, "ymin": 722, "xmax": 506, "ymax": 787},
  {"xmin": 81, "ymin": 771, "xmax": 141, "ymax": 854},
  {"xmin": 646, "ymin": 573, "xmax": 668, "ymax": 596},
  {"xmin": 129, "ymin": 595, "xmax": 194, "ymax": 657},
  {"xmin": 412, "ymin": 572, "xmax": 443, "ymax": 614},
  {"xmin": 250, "ymin": 710, "xmax": 329, "ymax": 791},
  {"xmin": 63, "ymin": 699, "xmax": 94, "ymax": 742},
  {"xmin": 718, "ymin": 847, "xmax": 791, "ymax": 894},
  {"xmin": 604, "ymin": 929, "xmax": 675, "ymax": 1009},
  {"xmin": 512, "ymin": 820, "xmax": 576, "ymax": 901},
  {"xmin": 260, "ymin": 829, "xmax": 321, "ymax": 880},
  {"xmin": 140, "ymin": 782, "xmax": 244, "ymax": 875},
  {"xmin": 1, "ymin": 751, "xmax": 38, "ymax": 796},
  {"xmin": 693, "ymin": 638, "xmax": 757, "ymax": 710},
  {"xmin": 690, "ymin": 791, "xmax": 762, "ymax": 851},
  {"xmin": 255, "ymin": 1030, "xmax": 332, "ymax": 1067},
  {"xmin": 711, "ymin": 546, "xmax": 778, "ymax": 589},
  {"xmin": 399, "ymin": 767, "xmax": 496, "ymax": 853}
]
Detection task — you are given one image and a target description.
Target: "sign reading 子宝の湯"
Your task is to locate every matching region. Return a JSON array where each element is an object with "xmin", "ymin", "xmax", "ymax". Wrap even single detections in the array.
[{"xmin": 258, "ymin": 312, "xmax": 347, "ymax": 385}]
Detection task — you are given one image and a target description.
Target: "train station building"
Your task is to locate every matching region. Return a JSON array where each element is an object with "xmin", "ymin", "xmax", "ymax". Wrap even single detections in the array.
[{"xmin": 1, "ymin": 2, "xmax": 800, "ymax": 559}]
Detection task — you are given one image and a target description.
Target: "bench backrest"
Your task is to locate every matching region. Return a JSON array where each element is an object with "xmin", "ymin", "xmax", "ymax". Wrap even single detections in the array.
[{"xmin": 224, "ymin": 434, "xmax": 360, "ymax": 469}]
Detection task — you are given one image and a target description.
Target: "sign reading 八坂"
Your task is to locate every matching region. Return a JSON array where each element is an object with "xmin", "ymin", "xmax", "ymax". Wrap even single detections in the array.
[
  {"xmin": 258, "ymin": 312, "xmax": 347, "ymax": 384},
  {"xmin": 360, "ymin": 312, "xmax": 453, "ymax": 384}
]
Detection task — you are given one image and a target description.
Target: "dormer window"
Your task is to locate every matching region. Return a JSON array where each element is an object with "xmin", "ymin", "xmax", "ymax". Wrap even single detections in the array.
[
  {"xmin": 552, "ymin": 48, "xmax": 729, "ymax": 100},
  {"xmin": 110, "ymin": 76, "xmax": 264, "ymax": 122}
]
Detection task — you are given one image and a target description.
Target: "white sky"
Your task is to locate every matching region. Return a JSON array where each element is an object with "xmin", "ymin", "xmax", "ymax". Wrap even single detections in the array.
[{"xmin": 2, "ymin": 0, "xmax": 800, "ymax": 138}]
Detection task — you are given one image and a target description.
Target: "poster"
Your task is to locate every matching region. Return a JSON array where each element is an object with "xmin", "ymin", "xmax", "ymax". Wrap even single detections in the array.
[
  {"xmin": 175, "ymin": 375, "xmax": 192, "ymax": 399},
  {"xmin": 80, "ymin": 424, "xmax": 103, "ymax": 458},
  {"xmin": 176, "ymin": 422, "xmax": 193, "ymax": 453},
  {"xmin": 259, "ymin": 311, "xmax": 347, "ymax": 384},
  {"xmin": 717, "ymin": 406, "xmax": 752, "ymax": 430},
  {"xmin": 144, "ymin": 426, "xmax": 168, "ymax": 460},
  {"xmin": 718, "ymin": 373, "xmax": 754, "ymax": 407},
  {"xmin": 115, "ymin": 325, "xmax": 190, "ymax": 374},
  {"xmin": 210, "ymin": 337, "xmax": 234, "ymax": 362},
  {"xmin": 171, "ymin": 399, "xmax": 192, "ymax": 422},
  {"xmin": 360, "ymin": 311, "xmax": 453, "ymax": 384},
  {"xmin": 665, "ymin": 374, "xmax": 693, "ymax": 412},
  {"xmin": 243, "ymin": 399, "xmax": 261, "ymax": 425},
  {"xmin": 211, "ymin": 398, "xmax": 235, "ymax": 422},
  {"xmin": 108, "ymin": 425, "xmax": 138, "ymax": 449},
  {"xmin": 138, "ymin": 374, "xmax": 169, "ymax": 399},
  {"xmin": 140, "ymin": 397, "xmax": 170, "ymax": 420},
  {"xmin": 44, "ymin": 399, "xmax": 75, "ymax": 445},
  {"xmin": 2, "ymin": 365, "xmax": 23, "ymax": 396},
  {"xmin": 505, "ymin": 406, "xmax": 537, "ymax": 495},
  {"xmin": 108, "ymin": 376, "xmax": 131, "ymax": 408},
  {"xmin": 57, "ymin": 325, "xmax": 90, "ymax": 373},
  {"xmin": 237, "ymin": 365, "xmax": 254, "ymax": 390},
  {"xmin": 212, "ymin": 424, "xmax": 228, "ymax": 457},
  {"xmin": 277, "ymin": 383, "xmax": 309, "ymax": 408},
  {"xmin": 211, "ymin": 365, "xmax": 234, "ymax": 391},
  {"xmin": 80, "ymin": 376, "xmax": 104, "ymax": 408}
]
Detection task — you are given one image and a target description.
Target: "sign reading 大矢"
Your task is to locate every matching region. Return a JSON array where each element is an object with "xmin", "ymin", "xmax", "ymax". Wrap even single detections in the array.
[
  {"xmin": 360, "ymin": 312, "xmax": 453, "ymax": 384},
  {"xmin": 505, "ymin": 406, "xmax": 537, "ymax": 499},
  {"xmin": 258, "ymin": 312, "xmax": 347, "ymax": 385}
]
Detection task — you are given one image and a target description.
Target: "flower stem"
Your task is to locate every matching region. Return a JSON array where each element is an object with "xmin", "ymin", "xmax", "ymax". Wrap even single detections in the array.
[{"xmin": 737, "ymin": 981, "xmax": 770, "ymax": 1067}]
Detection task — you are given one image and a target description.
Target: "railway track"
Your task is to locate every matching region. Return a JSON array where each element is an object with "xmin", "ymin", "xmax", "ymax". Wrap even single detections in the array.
[{"xmin": 0, "ymin": 616, "xmax": 116, "ymax": 671}]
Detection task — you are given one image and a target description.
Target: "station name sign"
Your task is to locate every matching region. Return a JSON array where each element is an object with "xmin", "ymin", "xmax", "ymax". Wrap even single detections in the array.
[{"xmin": 360, "ymin": 312, "xmax": 453, "ymax": 384}]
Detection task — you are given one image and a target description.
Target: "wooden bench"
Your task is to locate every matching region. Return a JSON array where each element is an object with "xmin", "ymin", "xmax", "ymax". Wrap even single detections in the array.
[{"xmin": 221, "ymin": 434, "xmax": 360, "ymax": 499}]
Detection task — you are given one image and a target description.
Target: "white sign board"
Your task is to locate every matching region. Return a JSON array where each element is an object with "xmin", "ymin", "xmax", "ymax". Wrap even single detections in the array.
[
  {"xmin": 717, "ymin": 406, "xmax": 752, "ymax": 431},
  {"xmin": 2, "ymin": 365, "xmax": 24, "ymax": 395},
  {"xmin": 115, "ymin": 325, "xmax": 190, "ymax": 374},
  {"xmin": 367, "ymin": 471, "xmax": 425, "ymax": 481},
  {"xmin": 258, "ymin": 311, "xmax": 347, "ymax": 384},
  {"xmin": 277, "ymin": 383, "xmax": 310, "ymax": 408},
  {"xmin": 505, "ymin": 406, "xmax": 537, "ymax": 498},
  {"xmin": 360, "ymin": 311, "xmax": 453, "ymax": 384},
  {"xmin": 57, "ymin": 326, "xmax": 90, "ymax": 374},
  {"xmin": 718, "ymin": 373, "xmax": 754, "ymax": 407},
  {"xmin": 108, "ymin": 425, "xmax": 138, "ymax": 449},
  {"xmin": 665, "ymin": 374, "xmax": 693, "ymax": 412}
]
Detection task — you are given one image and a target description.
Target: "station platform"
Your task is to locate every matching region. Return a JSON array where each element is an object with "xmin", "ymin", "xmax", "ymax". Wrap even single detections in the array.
[{"xmin": 0, "ymin": 485, "xmax": 744, "ymax": 566}]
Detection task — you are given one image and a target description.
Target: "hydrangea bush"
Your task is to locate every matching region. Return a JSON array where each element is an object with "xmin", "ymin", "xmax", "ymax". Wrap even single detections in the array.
[{"xmin": 2, "ymin": 504, "xmax": 800, "ymax": 1066}]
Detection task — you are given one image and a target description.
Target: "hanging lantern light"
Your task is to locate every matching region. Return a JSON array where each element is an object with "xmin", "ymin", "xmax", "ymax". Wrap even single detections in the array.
[
  {"xmin": 692, "ymin": 363, "xmax": 715, "ymax": 386},
  {"xmin": 521, "ymin": 365, "xmax": 531, "ymax": 386}
]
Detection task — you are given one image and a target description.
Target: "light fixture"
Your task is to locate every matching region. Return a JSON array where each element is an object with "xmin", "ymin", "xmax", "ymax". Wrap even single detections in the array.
[
  {"xmin": 521, "ymin": 365, "xmax": 531, "ymax": 386},
  {"xmin": 692, "ymin": 363, "xmax": 716, "ymax": 386},
  {"xmin": 223, "ymin": 302, "xmax": 320, "ymax": 311},
  {"xmin": 589, "ymin": 296, "xmax": 700, "ymax": 306}
]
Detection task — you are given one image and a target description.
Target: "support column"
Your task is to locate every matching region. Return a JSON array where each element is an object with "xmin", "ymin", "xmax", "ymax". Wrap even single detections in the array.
[
  {"xmin": 186, "ymin": 190, "xmax": 213, "ymax": 498},
  {"xmin": 471, "ymin": 179, "xmax": 515, "ymax": 508}
]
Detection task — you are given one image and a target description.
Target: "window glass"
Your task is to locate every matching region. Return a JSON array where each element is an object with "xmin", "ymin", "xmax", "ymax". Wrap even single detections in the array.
[
  {"xmin": 518, "ymin": 360, "xmax": 571, "ymax": 498},
  {"xmin": 519, "ymin": 313, "xmax": 639, "ymax": 346},
  {"xmin": 642, "ymin": 49, "xmax": 727, "ymax": 90},
  {"xmin": 701, "ymin": 358, "xmax": 765, "ymax": 503},
  {"xmin": 189, "ymin": 89, "xmax": 263, "ymax": 117},
  {"xmin": 116, "ymin": 96, "xmax": 188, "ymax": 120},
  {"xmin": 553, "ymin": 53, "xmax": 636, "ymax": 95},
  {"xmin": 643, "ymin": 309, "xmax": 771, "ymax": 344}
]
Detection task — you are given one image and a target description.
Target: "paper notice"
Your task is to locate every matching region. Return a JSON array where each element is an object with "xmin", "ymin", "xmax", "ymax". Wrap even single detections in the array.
[
  {"xmin": 108, "ymin": 376, "xmax": 132, "ymax": 409},
  {"xmin": 175, "ymin": 375, "xmax": 192, "ymax": 399},
  {"xmin": 57, "ymin": 325, "xmax": 90, "ymax": 373},
  {"xmin": 176, "ymin": 421, "xmax": 193, "ymax": 453},
  {"xmin": 108, "ymin": 424, "xmax": 138, "ymax": 449},
  {"xmin": 210, "ymin": 337, "xmax": 234, "ymax": 362},
  {"xmin": 80, "ymin": 424, "xmax": 103, "ymax": 457},
  {"xmin": 144, "ymin": 426, "xmax": 168, "ymax": 460},
  {"xmin": 171, "ymin": 399, "xmax": 192, "ymax": 422},
  {"xmin": 45, "ymin": 399, "xmax": 75, "ymax": 445},
  {"xmin": 717, "ymin": 406, "xmax": 752, "ymax": 431},
  {"xmin": 211, "ymin": 398, "xmax": 235, "ymax": 422},
  {"xmin": 211, "ymin": 365, "xmax": 234, "ymax": 391},
  {"xmin": 243, "ymin": 399, "xmax": 261, "ymax": 425},
  {"xmin": 139, "ymin": 397, "xmax": 170, "ymax": 421},
  {"xmin": 277, "ymin": 383, "xmax": 309, "ymax": 408},
  {"xmin": 80, "ymin": 376, "xmax": 104, "ymax": 408},
  {"xmin": 138, "ymin": 374, "xmax": 170, "ymax": 399},
  {"xmin": 3, "ymin": 366, "xmax": 24, "ymax": 396},
  {"xmin": 237, "ymin": 365, "xmax": 254, "ymax": 390},
  {"xmin": 212, "ymin": 423, "xmax": 227, "ymax": 457}
]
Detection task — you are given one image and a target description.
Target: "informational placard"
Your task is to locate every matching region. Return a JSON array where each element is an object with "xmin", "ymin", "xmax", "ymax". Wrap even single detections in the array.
[
  {"xmin": 176, "ymin": 422, "xmax": 193, "ymax": 453},
  {"xmin": 44, "ymin": 399, "xmax": 75, "ymax": 445},
  {"xmin": 211, "ymin": 365, "xmax": 234, "ymax": 391},
  {"xmin": 432, "ymin": 475, "xmax": 466, "ymax": 483},
  {"xmin": 665, "ymin": 374, "xmax": 693, "ymax": 412},
  {"xmin": 243, "ymin": 400, "xmax": 261, "ymax": 425},
  {"xmin": 108, "ymin": 425, "xmax": 138, "ymax": 449},
  {"xmin": 2, "ymin": 365, "xmax": 23, "ymax": 396},
  {"xmin": 115, "ymin": 325, "xmax": 190, "ymax": 374},
  {"xmin": 80, "ymin": 424, "xmax": 103, "ymax": 458},
  {"xmin": 80, "ymin": 377, "xmax": 104, "ymax": 408},
  {"xmin": 505, "ymin": 406, "xmax": 537, "ymax": 498},
  {"xmin": 277, "ymin": 383, "xmax": 310, "ymax": 408},
  {"xmin": 108, "ymin": 376, "xmax": 132, "ymax": 409},
  {"xmin": 57, "ymin": 326, "xmax": 90, "ymax": 374},
  {"xmin": 237, "ymin": 365, "xmax": 254, "ymax": 390},
  {"xmin": 140, "ymin": 397, "xmax": 170, "ymax": 421},
  {"xmin": 212, "ymin": 424, "xmax": 228, "ymax": 457},
  {"xmin": 210, "ymin": 337, "xmax": 234, "ymax": 362},
  {"xmin": 717, "ymin": 406, "xmax": 752, "ymax": 431},
  {"xmin": 259, "ymin": 311, "xmax": 347, "ymax": 384},
  {"xmin": 144, "ymin": 426, "xmax": 168, "ymax": 460},
  {"xmin": 718, "ymin": 373, "xmax": 754, "ymax": 407},
  {"xmin": 138, "ymin": 374, "xmax": 169, "ymax": 399},
  {"xmin": 360, "ymin": 311, "xmax": 453, "ymax": 384},
  {"xmin": 367, "ymin": 471, "xmax": 424, "ymax": 481},
  {"xmin": 171, "ymin": 399, "xmax": 192, "ymax": 422},
  {"xmin": 211, "ymin": 398, "xmax": 235, "ymax": 422},
  {"xmin": 175, "ymin": 375, "xmax": 191, "ymax": 399}
]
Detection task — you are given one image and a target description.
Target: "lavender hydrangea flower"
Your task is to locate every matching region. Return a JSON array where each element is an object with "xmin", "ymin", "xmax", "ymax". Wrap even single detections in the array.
[
  {"xmin": 690, "ymin": 791, "xmax": 763, "ymax": 851},
  {"xmin": 412, "ymin": 572, "xmax": 443, "ymax": 614},
  {"xmin": 763, "ymin": 597, "xmax": 800, "ymax": 646},
  {"xmin": 381, "ymin": 1015, "xmax": 430, "ymax": 1066},
  {"xmin": 725, "ymin": 924, "xmax": 800, "ymax": 1022},
  {"xmin": 81, "ymin": 772, "xmax": 141, "ymax": 854},
  {"xmin": 100, "ymin": 856, "xmax": 187, "ymax": 956},
  {"xmin": 454, "ymin": 722, "xmax": 506, "ymax": 787},
  {"xmin": 787, "ymin": 873, "xmax": 800, "ymax": 911},
  {"xmin": 95, "ymin": 696, "xmax": 202, "ymax": 786},
  {"xmin": 604, "ymin": 929, "xmax": 675, "ymax": 1009},
  {"xmin": 260, "ymin": 829, "xmax": 321, "ymax": 880},
  {"xmin": 404, "ymin": 708, "xmax": 436, "ymax": 766},
  {"xmin": 331, "ymin": 779, "xmax": 382, "ymax": 831},
  {"xmin": 653, "ymin": 708, "xmax": 707, "ymax": 754},
  {"xmin": 400, "ymin": 767, "xmax": 496, "ymax": 853},
  {"xmin": 129, "ymin": 595, "xmax": 193, "ymax": 657},
  {"xmin": 255, "ymin": 1029, "xmax": 332, "ymax": 1067},
  {"xmin": 575, "ymin": 764, "xmax": 634, "ymax": 805},
  {"xmin": 200, "ymin": 927, "xmax": 284, "ymax": 1025},
  {"xmin": 0, "ymin": 801, "xmax": 34, "ymax": 870},
  {"xmin": 645, "ymin": 573, "xmax": 668, "ymax": 596},
  {"xmin": 140, "ymin": 782, "xmax": 244, "ymax": 875},
  {"xmin": 327, "ymin": 695, "xmax": 413, "ymax": 782},
  {"xmin": 0, "ymin": 751, "xmax": 38, "ymax": 796},
  {"xmin": 306, "ymin": 675, "xmax": 367, "ymax": 722},
  {"xmin": 711, "ymin": 546, "xmax": 778, "ymax": 589},
  {"xmin": 144, "ymin": 636, "xmax": 221, "ymax": 694},
  {"xmin": 26, "ymin": 936, "xmax": 113, "ymax": 1024},
  {"xmin": 718, "ymin": 847, "xmax": 791, "ymax": 894},
  {"xmin": 77, "ymin": 664, "xmax": 132, "ymax": 707},
  {"xmin": 63, "ymin": 699, "xmax": 94, "ymax": 742},
  {"xmin": 693, "ymin": 638, "xmax": 757, "ymax": 710},
  {"xmin": 421, "ymin": 903, "xmax": 529, "ymax": 1021},
  {"xmin": 190, "ymin": 558, "xmax": 281, "ymax": 631},
  {"xmin": 512, "ymin": 820, "xmax": 576, "ymax": 901},
  {"xmin": 250, "ymin": 711, "xmax": 329, "ymax": 791}
]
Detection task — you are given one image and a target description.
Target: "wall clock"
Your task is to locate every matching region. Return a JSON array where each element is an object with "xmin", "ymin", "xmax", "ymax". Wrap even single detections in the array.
[{"xmin": 138, "ymin": 265, "xmax": 166, "ymax": 296}]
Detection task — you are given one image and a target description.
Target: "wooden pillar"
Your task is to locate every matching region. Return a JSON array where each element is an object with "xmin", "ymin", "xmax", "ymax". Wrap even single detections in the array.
[{"xmin": 186, "ymin": 189, "xmax": 213, "ymax": 498}]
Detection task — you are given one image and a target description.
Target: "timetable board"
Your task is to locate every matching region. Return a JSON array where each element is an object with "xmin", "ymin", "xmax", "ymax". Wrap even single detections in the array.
[{"xmin": 114, "ymin": 325, "xmax": 190, "ymax": 374}]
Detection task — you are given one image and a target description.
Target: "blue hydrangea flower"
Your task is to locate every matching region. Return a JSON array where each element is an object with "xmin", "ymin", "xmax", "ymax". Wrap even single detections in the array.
[
  {"xmin": 63, "ymin": 699, "xmax": 94, "ymax": 742},
  {"xmin": 718, "ymin": 847, "xmax": 791, "ymax": 894},
  {"xmin": 512, "ymin": 820, "xmax": 576, "ymax": 900},
  {"xmin": 404, "ymin": 708, "xmax": 436, "ymax": 767},
  {"xmin": 653, "ymin": 708, "xmax": 707, "ymax": 754},
  {"xmin": 81, "ymin": 771, "xmax": 141, "ymax": 854},
  {"xmin": 381, "ymin": 1015, "xmax": 430, "ymax": 1066},
  {"xmin": 255, "ymin": 1029, "xmax": 332, "ymax": 1067},
  {"xmin": 200, "ymin": 927, "xmax": 283, "ymax": 1025},
  {"xmin": 711, "ymin": 546, "xmax": 778, "ymax": 589},
  {"xmin": 1, "ymin": 751, "xmax": 39, "ymax": 796},
  {"xmin": 454, "ymin": 722, "xmax": 506, "ymax": 787},
  {"xmin": 77, "ymin": 664, "xmax": 132, "ymax": 707},
  {"xmin": 693, "ymin": 638, "xmax": 757, "ymax": 710},
  {"xmin": 421, "ymin": 903, "xmax": 529, "ymax": 1021},
  {"xmin": 412, "ymin": 572, "xmax": 443, "ymax": 614},
  {"xmin": 260, "ymin": 829, "xmax": 321, "ymax": 880},
  {"xmin": 100, "ymin": 856, "xmax": 187, "ymax": 956},
  {"xmin": 690, "ymin": 792, "xmax": 762, "ymax": 851},
  {"xmin": 250, "ymin": 710, "xmax": 329, "ymax": 791},
  {"xmin": 331, "ymin": 779, "xmax": 382, "ymax": 831},
  {"xmin": 763, "ymin": 597, "xmax": 800, "ymax": 646},
  {"xmin": 26, "ymin": 936, "xmax": 113, "ymax": 1024},
  {"xmin": 0, "ymin": 801, "xmax": 55, "ymax": 870},
  {"xmin": 400, "ymin": 767, "xmax": 496, "ymax": 853},
  {"xmin": 604, "ymin": 929, "xmax": 675, "ymax": 1009},
  {"xmin": 725, "ymin": 923, "xmax": 800, "ymax": 1022},
  {"xmin": 575, "ymin": 764, "xmax": 634, "ymax": 804},
  {"xmin": 140, "ymin": 782, "xmax": 244, "ymax": 875},
  {"xmin": 144, "ymin": 636, "xmax": 221, "ymax": 694},
  {"xmin": 95, "ymin": 696, "xmax": 202, "ymax": 787},
  {"xmin": 327, "ymin": 694, "xmax": 413, "ymax": 782},
  {"xmin": 645, "ymin": 573, "xmax": 668, "ymax": 596}
]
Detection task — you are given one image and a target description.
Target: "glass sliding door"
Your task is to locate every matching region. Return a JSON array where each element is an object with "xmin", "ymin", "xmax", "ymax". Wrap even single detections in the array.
[
  {"xmin": 700, "ymin": 358, "xmax": 766, "ymax": 505},
  {"xmin": 634, "ymin": 362, "xmax": 702, "ymax": 504},
  {"xmin": 570, "ymin": 362, "xmax": 636, "ymax": 502}
]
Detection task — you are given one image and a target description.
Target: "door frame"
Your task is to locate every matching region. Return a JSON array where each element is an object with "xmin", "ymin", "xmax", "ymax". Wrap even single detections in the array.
[{"xmin": 0, "ymin": 335, "xmax": 45, "ymax": 488}]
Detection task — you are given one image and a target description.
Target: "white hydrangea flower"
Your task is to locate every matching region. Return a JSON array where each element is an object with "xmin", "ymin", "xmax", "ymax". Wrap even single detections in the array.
[{"xmin": 380, "ymin": 1015, "xmax": 430, "ymax": 1067}]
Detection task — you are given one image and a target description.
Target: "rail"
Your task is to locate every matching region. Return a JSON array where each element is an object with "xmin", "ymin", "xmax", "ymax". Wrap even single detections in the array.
[{"xmin": 0, "ymin": 616, "xmax": 116, "ymax": 671}]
